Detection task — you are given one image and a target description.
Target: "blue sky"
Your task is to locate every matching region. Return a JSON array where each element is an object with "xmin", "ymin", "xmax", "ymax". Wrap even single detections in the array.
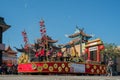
[{"xmin": 0, "ymin": 0, "xmax": 120, "ymax": 52}]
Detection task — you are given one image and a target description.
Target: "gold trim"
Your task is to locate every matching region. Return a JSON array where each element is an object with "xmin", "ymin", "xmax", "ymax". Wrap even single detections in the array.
[
  {"xmin": 37, "ymin": 66, "xmax": 43, "ymax": 72},
  {"xmin": 43, "ymin": 63, "xmax": 48, "ymax": 69},
  {"xmin": 103, "ymin": 66, "xmax": 106, "ymax": 70},
  {"xmin": 32, "ymin": 63, "xmax": 37, "ymax": 70},
  {"xmin": 23, "ymin": 59, "xmax": 28, "ymax": 63},
  {"xmin": 102, "ymin": 70, "xmax": 104, "ymax": 73},
  {"xmin": 18, "ymin": 59, "xmax": 22, "ymax": 64},
  {"xmin": 58, "ymin": 67, "xmax": 62, "ymax": 72},
  {"xmin": 49, "ymin": 66, "xmax": 53, "ymax": 72},
  {"xmin": 25, "ymin": 55, "xmax": 29, "ymax": 60},
  {"xmin": 87, "ymin": 38, "xmax": 101, "ymax": 44},
  {"xmin": 21, "ymin": 53, "xmax": 25, "ymax": 59},
  {"xmin": 97, "ymin": 69, "xmax": 100, "ymax": 73},
  {"xmin": 100, "ymin": 66, "xmax": 102, "ymax": 70},
  {"xmin": 93, "ymin": 65, "xmax": 97, "ymax": 69},
  {"xmin": 68, "ymin": 63, "xmax": 71, "ymax": 68},
  {"xmin": 62, "ymin": 63, "xmax": 65, "ymax": 68},
  {"xmin": 65, "ymin": 67, "xmax": 69, "ymax": 72},
  {"xmin": 91, "ymin": 69, "xmax": 94, "ymax": 73},
  {"xmin": 54, "ymin": 63, "xmax": 58, "ymax": 69},
  {"xmin": 86, "ymin": 64, "xmax": 90, "ymax": 69}
]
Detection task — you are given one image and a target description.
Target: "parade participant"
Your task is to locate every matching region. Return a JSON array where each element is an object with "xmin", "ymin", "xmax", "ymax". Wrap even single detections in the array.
[
  {"xmin": 39, "ymin": 47, "xmax": 45, "ymax": 61},
  {"xmin": 57, "ymin": 50, "xmax": 63, "ymax": 61},
  {"xmin": 107, "ymin": 57, "xmax": 114, "ymax": 76},
  {"xmin": 35, "ymin": 50, "xmax": 39, "ymax": 58},
  {"xmin": 0, "ymin": 66, "xmax": 2, "ymax": 74},
  {"xmin": 51, "ymin": 52, "xmax": 57, "ymax": 61},
  {"xmin": 63, "ymin": 48, "xmax": 71, "ymax": 62},
  {"xmin": 46, "ymin": 50, "xmax": 50, "ymax": 61},
  {"xmin": 46, "ymin": 48, "xmax": 53, "ymax": 61},
  {"xmin": 32, "ymin": 48, "xmax": 39, "ymax": 61}
]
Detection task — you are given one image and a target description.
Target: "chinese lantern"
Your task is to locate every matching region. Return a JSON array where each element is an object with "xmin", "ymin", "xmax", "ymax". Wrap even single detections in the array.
[
  {"xmin": 99, "ymin": 45, "xmax": 104, "ymax": 50},
  {"xmin": 85, "ymin": 48, "xmax": 88, "ymax": 53}
]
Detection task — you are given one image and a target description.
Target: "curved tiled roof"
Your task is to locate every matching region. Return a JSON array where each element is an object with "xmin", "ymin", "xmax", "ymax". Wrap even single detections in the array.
[
  {"xmin": 37, "ymin": 35, "xmax": 58, "ymax": 43},
  {"xmin": 68, "ymin": 30, "xmax": 92, "ymax": 38},
  {"xmin": 4, "ymin": 46, "xmax": 17, "ymax": 54},
  {"xmin": 0, "ymin": 17, "xmax": 10, "ymax": 32}
]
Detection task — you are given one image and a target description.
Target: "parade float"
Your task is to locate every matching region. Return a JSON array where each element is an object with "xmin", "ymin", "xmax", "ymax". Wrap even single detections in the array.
[{"xmin": 17, "ymin": 19, "xmax": 106, "ymax": 75}]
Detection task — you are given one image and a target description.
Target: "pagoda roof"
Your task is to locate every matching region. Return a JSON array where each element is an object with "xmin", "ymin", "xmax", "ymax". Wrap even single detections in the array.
[
  {"xmin": 47, "ymin": 39, "xmax": 58, "ymax": 43},
  {"xmin": 68, "ymin": 30, "xmax": 92, "ymax": 38},
  {"xmin": 60, "ymin": 38, "xmax": 80, "ymax": 48},
  {"xmin": 37, "ymin": 35, "xmax": 58, "ymax": 43},
  {"xmin": 4, "ymin": 46, "xmax": 17, "ymax": 54},
  {"xmin": 45, "ymin": 35, "xmax": 58, "ymax": 43},
  {"xmin": 0, "ymin": 17, "xmax": 10, "ymax": 32}
]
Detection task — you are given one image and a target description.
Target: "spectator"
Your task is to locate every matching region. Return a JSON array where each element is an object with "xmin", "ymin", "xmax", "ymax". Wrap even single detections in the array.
[
  {"xmin": 107, "ymin": 57, "xmax": 114, "ymax": 76},
  {"xmin": 0, "ymin": 66, "xmax": 2, "ymax": 74},
  {"xmin": 57, "ymin": 50, "xmax": 63, "ymax": 61}
]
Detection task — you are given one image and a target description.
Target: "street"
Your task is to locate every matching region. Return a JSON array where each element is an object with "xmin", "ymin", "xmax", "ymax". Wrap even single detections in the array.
[{"xmin": 0, "ymin": 75, "xmax": 120, "ymax": 80}]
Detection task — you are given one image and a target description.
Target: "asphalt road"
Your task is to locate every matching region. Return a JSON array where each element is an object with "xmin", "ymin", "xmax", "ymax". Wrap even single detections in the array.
[{"xmin": 0, "ymin": 75, "xmax": 120, "ymax": 80}]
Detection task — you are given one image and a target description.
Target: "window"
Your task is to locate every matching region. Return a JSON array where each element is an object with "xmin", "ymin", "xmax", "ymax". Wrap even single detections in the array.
[{"xmin": 90, "ymin": 51, "xmax": 97, "ymax": 61}]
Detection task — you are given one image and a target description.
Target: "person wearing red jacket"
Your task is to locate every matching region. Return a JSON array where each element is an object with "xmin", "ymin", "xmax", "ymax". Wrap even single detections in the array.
[
  {"xmin": 57, "ymin": 50, "xmax": 63, "ymax": 61},
  {"xmin": 39, "ymin": 47, "xmax": 45, "ymax": 61},
  {"xmin": 35, "ymin": 51, "xmax": 39, "ymax": 58}
]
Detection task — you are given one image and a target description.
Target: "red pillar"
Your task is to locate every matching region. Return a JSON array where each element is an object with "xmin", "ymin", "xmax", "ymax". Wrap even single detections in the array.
[
  {"xmin": 97, "ymin": 46, "xmax": 100, "ymax": 62},
  {"xmin": 87, "ymin": 49, "xmax": 91, "ymax": 61}
]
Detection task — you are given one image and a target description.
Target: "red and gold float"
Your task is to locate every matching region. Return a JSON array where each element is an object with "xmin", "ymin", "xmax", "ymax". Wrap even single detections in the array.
[
  {"xmin": 18, "ymin": 62, "xmax": 106, "ymax": 74},
  {"xmin": 17, "ymin": 20, "xmax": 106, "ymax": 75}
]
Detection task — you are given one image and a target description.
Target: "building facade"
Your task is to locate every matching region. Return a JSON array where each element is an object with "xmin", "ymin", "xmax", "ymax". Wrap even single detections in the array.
[{"xmin": 2, "ymin": 46, "xmax": 17, "ymax": 66}]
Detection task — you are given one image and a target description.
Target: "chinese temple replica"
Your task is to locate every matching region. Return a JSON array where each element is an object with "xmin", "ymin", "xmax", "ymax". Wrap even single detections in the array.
[
  {"xmin": 17, "ymin": 19, "xmax": 106, "ymax": 75},
  {"xmin": 2, "ymin": 46, "xmax": 17, "ymax": 66}
]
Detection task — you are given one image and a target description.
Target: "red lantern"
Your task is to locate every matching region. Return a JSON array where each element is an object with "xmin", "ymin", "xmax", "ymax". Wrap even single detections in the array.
[
  {"xmin": 99, "ymin": 45, "xmax": 104, "ymax": 50},
  {"xmin": 85, "ymin": 48, "xmax": 88, "ymax": 53},
  {"xmin": 40, "ymin": 29, "xmax": 43, "ymax": 32}
]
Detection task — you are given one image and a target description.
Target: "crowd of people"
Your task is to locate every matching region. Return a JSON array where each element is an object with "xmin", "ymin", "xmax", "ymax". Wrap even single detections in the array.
[{"xmin": 0, "ymin": 63, "xmax": 18, "ymax": 75}]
